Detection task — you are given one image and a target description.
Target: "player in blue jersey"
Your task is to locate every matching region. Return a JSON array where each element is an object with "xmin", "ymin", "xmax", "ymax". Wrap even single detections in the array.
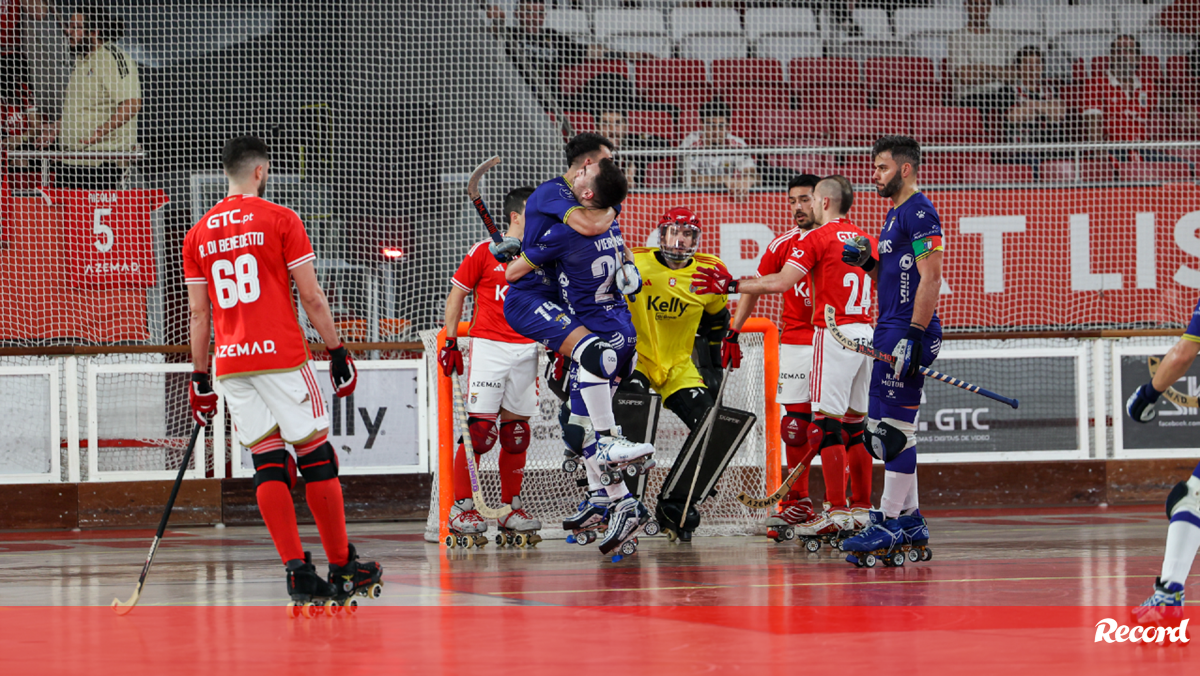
[
  {"xmin": 839, "ymin": 136, "xmax": 944, "ymax": 566},
  {"xmin": 1125, "ymin": 299, "xmax": 1200, "ymax": 623}
]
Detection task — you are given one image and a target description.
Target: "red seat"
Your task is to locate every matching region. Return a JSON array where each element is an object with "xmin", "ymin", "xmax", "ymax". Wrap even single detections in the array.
[
  {"xmin": 757, "ymin": 110, "xmax": 830, "ymax": 146},
  {"xmin": 635, "ymin": 59, "xmax": 707, "ymax": 92},
  {"xmin": 563, "ymin": 111, "xmax": 595, "ymax": 134},
  {"xmin": 722, "ymin": 85, "xmax": 789, "ymax": 111},
  {"xmin": 911, "ymin": 106, "xmax": 985, "ymax": 144},
  {"xmin": 865, "ymin": 57, "xmax": 936, "ymax": 87},
  {"xmin": 627, "ymin": 110, "xmax": 676, "ymax": 140},
  {"xmin": 559, "ymin": 60, "xmax": 628, "ymax": 96},
  {"xmin": 1090, "ymin": 55, "xmax": 1160, "ymax": 83},
  {"xmin": 833, "ymin": 109, "xmax": 896, "ymax": 147},
  {"xmin": 789, "ymin": 57, "xmax": 860, "ymax": 89},
  {"xmin": 796, "ymin": 84, "xmax": 869, "ymax": 110},
  {"xmin": 713, "ymin": 58, "xmax": 785, "ymax": 87},
  {"xmin": 766, "ymin": 154, "xmax": 834, "ymax": 175},
  {"xmin": 643, "ymin": 85, "xmax": 714, "ymax": 111},
  {"xmin": 875, "ymin": 84, "xmax": 947, "ymax": 110},
  {"xmin": 642, "ymin": 159, "xmax": 676, "ymax": 188},
  {"xmin": 963, "ymin": 163, "xmax": 1035, "ymax": 184},
  {"xmin": 1117, "ymin": 160, "xmax": 1193, "ymax": 183}
]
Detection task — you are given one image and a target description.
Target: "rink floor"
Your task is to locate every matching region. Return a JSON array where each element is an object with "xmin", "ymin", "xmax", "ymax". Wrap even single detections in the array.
[{"xmin": 2, "ymin": 505, "xmax": 1194, "ymax": 674}]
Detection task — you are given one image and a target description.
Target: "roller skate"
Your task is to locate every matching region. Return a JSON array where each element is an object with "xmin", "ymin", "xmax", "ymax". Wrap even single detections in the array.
[
  {"xmin": 599, "ymin": 495, "xmax": 650, "ymax": 562},
  {"xmin": 445, "ymin": 498, "xmax": 489, "ymax": 549},
  {"xmin": 841, "ymin": 510, "xmax": 906, "ymax": 568},
  {"xmin": 1132, "ymin": 578, "xmax": 1185, "ymax": 626},
  {"xmin": 897, "ymin": 509, "xmax": 933, "ymax": 563},
  {"xmin": 850, "ymin": 506, "xmax": 873, "ymax": 531},
  {"xmin": 765, "ymin": 498, "xmax": 815, "ymax": 543},
  {"xmin": 595, "ymin": 430, "xmax": 655, "ymax": 487},
  {"xmin": 495, "ymin": 495, "xmax": 543, "ymax": 548},
  {"xmin": 655, "ymin": 498, "xmax": 697, "ymax": 543},
  {"xmin": 563, "ymin": 491, "xmax": 610, "ymax": 546},
  {"xmin": 285, "ymin": 551, "xmax": 341, "ymax": 619},
  {"xmin": 795, "ymin": 506, "xmax": 853, "ymax": 554},
  {"xmin": 561, "ymin": 413, "xmax": 592, "ymax": 475},
  {"xmin": 327, "ymin": 543, "xmax": 383, "ymax": 614}
]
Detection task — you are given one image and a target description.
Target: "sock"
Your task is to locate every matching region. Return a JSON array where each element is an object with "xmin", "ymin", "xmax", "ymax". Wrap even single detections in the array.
[
  {"xmin": 1162, "ymin": 520, "xmax": 1200, "ymax": 587},
  {"xmin": 256, "ymin": 481, "xmax": 304, "ymax": 565},
  {"xmin": 498, "ymin": 449, "xmax": 524, "ymax": 504},
  {"xmin": 819, "ymin": 444, "xmax": 847, "ymax": 510},
  {"xmin": 452, "ymin": 443, "xmax": 475, "ymax": 502},
  {"xmin": 847, "ymin": 444, "xmax": 873, "ymax": 508},
  {"xmin": 578, "ymin": 381, "xmax": 616, "ymax": 431},
  {"xmin": 901, "ymin": 469, "xmax": 920, "ymax": 515},
  {"xmin": 880, "ymin": 467, "xmax": 916, "ymax": 518},
  {"xmin": 605, "ymin": 482, "xmax": 629, "ymax": 501},
  {"xmin": 582, "ymin": 450, "xmax": 605, "ymax": 492},
  {"xmin": 305, "ymin": 478, "xmax": 350, "ymax": 567}
]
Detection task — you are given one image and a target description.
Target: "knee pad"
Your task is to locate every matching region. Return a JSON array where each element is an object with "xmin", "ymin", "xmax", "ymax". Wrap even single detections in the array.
[
  {"xmin": 845, "ymin": 419, "xmax": 866, "ymax": 448},
  {"xmin": 574, "ymin": 336, "xmax": 618, "ymax": 382},
  {"xmin": 781, "ymin": 413, "xmax": 809, "ymax": 447},
  {"xmin": 817, "ymin": 416, "xmax": 844, "ymax": 449},
  {"xmin": 499, "ymin": 420, "xmax": 530, "ymax": 454},
  {"xmin": 252, "ymin": 449, "xmax": 297, "ymax": 489},
  {"xmin": 665, "ymin": 387, "xmax": 713, "ymax": 431},
  {"xmin": 297, "ymin": 442, "xmax": 339, "ymax": 482},
  {"xmin": 1167, "ymin": 476, "xmax": 1200, "ymax": 521},
  {"xmin": 865, "ymin": 418, "xmax": 912, "ymax": 463},
  {"xmin": 467, "ymin": 416, "xmax": 498, "ymax": 453}
]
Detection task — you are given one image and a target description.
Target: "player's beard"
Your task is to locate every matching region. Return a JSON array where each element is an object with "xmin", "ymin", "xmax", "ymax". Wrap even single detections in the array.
[
  {"xmin": 793, "ymin": 211, "xmax": 814, "ymax": 231},
  {"xmin": 257, "ymin": 175, "xmax": 268, "ymax": 198},
  {"xmin": 876, "ymin": 172, "xmax": 903, "ymax": 198}
]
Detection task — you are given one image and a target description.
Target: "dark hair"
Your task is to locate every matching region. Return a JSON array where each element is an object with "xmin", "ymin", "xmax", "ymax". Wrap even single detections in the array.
[
  {"xmin": 872, "ymin": 135, "xmax": 922, "ymax": 171},
  {"xmin": 222, "ymin": 135, "xmax": 270, "ymax": 176},
  {"xmin": 1012, "ymin": 45, "xmax": 1044, "ymax": 66},
  {"xmin": 818, "ymin": 175, "xmax": 855, "ymax": 214},
  {"xmin": 786, "ymin": 173, "xmax": 821, "ymax": 192},
  {"xmin": 1110, "ymin": 34, "xmax": 1142, "ymax": 57},
  {"xmin": 76, "ymin": 4, "xmax": 125, "ymax": 43},
  {"xmin": 565, "ymin": 132, "xmax": 614, "ymax": 167},
  {"xmin": 700, "ymin": 97, "xmax": 732, "ymax": 122},
  {"xmin": 503, "ymin": 185, "xmax": 535, "ymax": 224},
  {"xmin": 589, "ymin": 158, "xmax": 628, "ymax": 209}
]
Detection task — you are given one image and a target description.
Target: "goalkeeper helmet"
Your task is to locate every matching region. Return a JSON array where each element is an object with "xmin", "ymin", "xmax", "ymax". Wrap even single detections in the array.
[{"xmin": 658, "ymin": 207, "xmax": 701, "ymax": 263}]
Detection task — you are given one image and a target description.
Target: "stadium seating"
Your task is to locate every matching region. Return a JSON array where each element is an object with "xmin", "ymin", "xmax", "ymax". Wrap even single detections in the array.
[{"xmin": 1116, "ymin": 160, "xmax": 1194, "ymax": 183}]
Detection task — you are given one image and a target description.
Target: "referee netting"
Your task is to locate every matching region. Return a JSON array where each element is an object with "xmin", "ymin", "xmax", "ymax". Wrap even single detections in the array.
[{"xmin": 421, "ymin": 327, "xmax": 775, "ymax": 541}]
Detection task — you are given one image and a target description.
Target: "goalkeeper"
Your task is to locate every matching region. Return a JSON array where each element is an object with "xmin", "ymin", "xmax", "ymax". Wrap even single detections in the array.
[{"xmin": 619, "ymin": 207, "xmax": 731, "ymax": 540}]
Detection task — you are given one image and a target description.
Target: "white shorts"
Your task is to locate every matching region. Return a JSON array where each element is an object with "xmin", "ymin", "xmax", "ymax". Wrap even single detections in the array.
[
  {"xmin": 466, "ymin": 338, "xmax": 540, "ymax": 417},
  {"xmin": 217, "ymin": 363, "xmax": 330, "ymax": 448},
  {"xmin": 777, "ymin": 343, "xmax": 813, "ymax": 406},
  {"xmin": 810, "ymin": 323, "xmax": 872, "ymax": 418}
]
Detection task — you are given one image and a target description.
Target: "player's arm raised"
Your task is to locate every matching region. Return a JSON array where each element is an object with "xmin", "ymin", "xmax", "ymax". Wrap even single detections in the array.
[
  {"xmin": 564, "ymin": 206, "xmax": 616, "ymax": 237},
  {"xmin": 691, "ymin": 263, "xmax": 804, "ymax": 297},
  {"xmin": 292, "ymin": 261, "xmax": 356, "ymax": 396}
]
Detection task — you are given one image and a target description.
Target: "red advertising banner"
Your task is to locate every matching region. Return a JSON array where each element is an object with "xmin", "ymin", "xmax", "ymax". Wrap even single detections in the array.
[
  {"xmin": 623, "ymin": 186, "xmax": 1200, "ymax": 329},
  {"xmin": 43, "ymin": 188, "xmax": 169, "ymax": 289}
]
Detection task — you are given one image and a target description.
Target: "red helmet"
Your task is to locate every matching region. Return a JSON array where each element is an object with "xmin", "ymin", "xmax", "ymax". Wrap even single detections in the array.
[{"xmin": 657, "ymin": 207, "xmax": 702, "ymax": 262}]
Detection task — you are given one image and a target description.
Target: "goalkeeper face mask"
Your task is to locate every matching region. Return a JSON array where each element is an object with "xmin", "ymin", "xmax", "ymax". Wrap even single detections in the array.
[{"xmin": 657, "ymin": 207, "xmax": 701, "ymax": 262}]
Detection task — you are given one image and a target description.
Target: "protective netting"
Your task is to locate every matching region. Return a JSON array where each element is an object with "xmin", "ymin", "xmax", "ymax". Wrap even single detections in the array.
[{"xmin": 421, "ymin": 328, "xmax": 774, "ymax": 541}]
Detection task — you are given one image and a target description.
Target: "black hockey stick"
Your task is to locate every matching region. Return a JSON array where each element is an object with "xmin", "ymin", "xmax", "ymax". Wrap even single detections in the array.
[
  {"xmin": 112, "ymin": 423, "xmax": 203, "ymax": 615},
  {"xmin": 677, "ymin": 365, "xmax": 732, "ymax": 528},
  {"xmin": 823, "ymin": 305, "xmax": 1019, "ymax": 409},
  {"xmin": 466, "ymin": 155, "xmax": 505, "ymax": 246}
]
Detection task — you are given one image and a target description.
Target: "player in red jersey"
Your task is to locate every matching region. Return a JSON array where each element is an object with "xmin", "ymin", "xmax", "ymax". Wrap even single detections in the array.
[
  {"xmin": 184, "ymin": 136, "xmax": 382, "ymax": 611},
  {"xmin": 725, "ymin": 174, "xmax": 822, "ymax": 535},
  {"xmin": 695, "ymin": 176, "xmax": 878, "ymax": 538},
  {"xmin": 438, "ymin": 186, "xmax": 543, "ymax": 546}
]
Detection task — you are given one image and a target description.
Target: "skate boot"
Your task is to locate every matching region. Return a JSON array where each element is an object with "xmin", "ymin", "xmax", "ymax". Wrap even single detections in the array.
[
  {"xmin": 765, "ymin": 498, "xmax": 815, "ymax": 543},
  {"xmin": 655, "ymin": 498, "xmax": 697, "ymax": 543},
  {"xmin": 563, "ymin": 491, "xmax": 610, "ymax": 546},
  {"xmin": 328, "ymin": 543, "xmax": 383, "ymax": 613},
  {"xmin": 286, "ymin": 551, "xmax": 340, "ymax": 619},
  {"xmin": 446, "ymin": 498, "xmax": 489, "ymax": 548},
  {"xmin": 495, "ymin": 495, "xmax": 543, "ymax": 548},
  {"xmin": 795, "ymin": 509, "xmax": 850, "ymax": 554},
  {"xmin": 1132, "ymin": 578, "xmax": 1185, "ymax": 626},
  {"xmin": 898, "ymin": 509, "xmax": 932, "ymax": 563},
  {"xmin": 850, "ymin": 506, "xmax": 873, "ymax": 531},
  {"xmin": 595, "ymin": 429, "xmax": 655, "ymax": 486},
  {"xmin": 841, "ymin": 510, "xmax": 906, "ymax": 568},
  {"xmin": 599, "ymin": 495, "xmax": 650, "ymax": 562}
]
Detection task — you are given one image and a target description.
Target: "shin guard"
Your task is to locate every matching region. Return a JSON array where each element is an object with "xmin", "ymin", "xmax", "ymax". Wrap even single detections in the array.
[{"xmin": 297, "ymin": 442, "xmax": 348, "ymax": 568}]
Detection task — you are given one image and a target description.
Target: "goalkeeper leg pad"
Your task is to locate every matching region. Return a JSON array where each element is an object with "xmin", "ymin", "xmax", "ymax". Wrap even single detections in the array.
[
  {"xmin": 658, "ymin": 405, "xmax": 757, "ymax": 511},
  {"xmin": 613, "ymin": 391, "xmax": 662, "ymax": 445},
  {"xmin": 665, "ymin": 386, "xmax": 713, "ymax": 432}
]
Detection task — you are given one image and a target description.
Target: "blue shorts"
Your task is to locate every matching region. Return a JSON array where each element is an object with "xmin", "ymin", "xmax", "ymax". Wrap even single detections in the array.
[
  {"xmin": 569, "ymin": 322, "xmax": 639, "ymax": 417},
  {"xmin": 869, "ymin": 324, "xmax": 943, "ymax": 409},
  {"xmin": 503, "ymin": 288, "xmax": 578, "ymax": 353}
]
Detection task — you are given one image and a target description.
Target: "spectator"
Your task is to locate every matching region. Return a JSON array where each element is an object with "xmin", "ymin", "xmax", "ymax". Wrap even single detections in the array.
[
  {"xmin": 595, "ymin": 104, "xmax": 669, "ymax": 188},
  {"xmin": 0, "ymin": 2, "xmax": 47, "ymax": 110},
  {"xmin": 948, "ymin": 0, "xmax": 1013, "ymax": 125},
  {"xmin": 1084, "ymin": 35, "xmax": 1180, "ymax": 164},
  {"xmin": 491, "ymin": 1, "xmax": 590, "ymax": 107},
  {"xmin": 38, "ymin": 6, "xmax": 141, "ymax": 190},
  {"xmin": 825, "ymin": 1, "xmax": 862, "ymax": 38},
  {"xmin": 1001, "ymin": 46, "xmax": 1065, "ymax": 173},
  {"xmin": 678, "ymin": 97, "xmax": 758, "ymax": 199}
]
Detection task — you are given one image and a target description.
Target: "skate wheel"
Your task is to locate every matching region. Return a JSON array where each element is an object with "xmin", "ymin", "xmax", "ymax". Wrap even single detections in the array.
[
  {"xmin": 324, "ymin": 598, "xmax": 340, "ymax": 616},
  {"xmin": 343, "ymin": 597, "xmax": 359, "ymax": 615},
  {"xmin": 921, "ymin": 548, "xmax": 932, "ymax": 562},
  {"xmin": 562, "ymin": 459, "xmax": 578, "ymax": 473},
  {"xmin": 620, "ymin": 539, "xmax": 637, "ymax": 556},
  {"xmin": 495, "ymin": 534, "xmax": 505, "ymax": 547},
  {"xmin": 455, "ymin": 535, "xmax": 466, "ymax": 548},
  {"xmin": 369, "ymin": 583, "xmax": 383, "ymax": 599},
  {"xmin": 286, "ymin": 601, "xmax": 302, "ymax": 619},
  {"xmin": 864, "ymin": 554, "xmax": 877, "ymax": 568},
  {"xmin": 515, "ymin": 533, "xmax": 528, "ymax": 548},
  {"xmin": 624, "ymin": 464, "xmax": 639, "ymax": 478},
  {"xmin": 805, "ymin": 538, "xmax": 820, "ymax": 553},
  {"xmin": 782, "ymin": 527, "xmax": 796, "ymax": 541},
  {"xmin": 666, "ymin": 529, "xmax": 677, "ymax": 543},
  {"xmin": 908, "ymin": 549, "xmax": 920, "ymax": 563},
  {"xmin": 576, "ymin": 533, "xmax": 591, "ymax": 546},
  {"xmin": 444, "ymin": 535, "xmax": 456, "ymax": 549},
  {"xmin": 301, "ymin": 602, "xmax": 319, "ymax": 619},
  {"xmin": 643, "ymin": 520, "xmax": 660, "ymax": 536},
  {"xmin": 586, "ymin": 531, "xmax": 598, "ymax": 545},
  {"xmin": 600, "ymin": 473, "xmax": 613, "ymax": 486},
  {"xmin": 891, "ymin": 552, "xmax": 905, "ymax": 567}
]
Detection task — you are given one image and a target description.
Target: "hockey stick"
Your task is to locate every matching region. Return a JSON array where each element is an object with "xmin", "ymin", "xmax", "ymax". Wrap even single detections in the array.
[
  {"xmin": 1147, "ymin": 356, "xmax": 1199, "ymax": 408},
  {"xmin": 112, "ymin": 423, "xmax": 203, "ymax": 615},
  {"xmin": 467, "ymin": 155, "xmax": 505, "ymax": 246},
  {"xmin": 736, "ymin": 459, "xmax": 812, "ymax": 510},
  {"xmin": 677, "ymin": 365, "xmax": 732, "ymax": 528},
  {"xmin": 449, "ymin": 372, "xmax": 512, "ymax": 520},
  {"xmin": 822, "ymin": 305, "xmax": 1020, "ymax": 409}
]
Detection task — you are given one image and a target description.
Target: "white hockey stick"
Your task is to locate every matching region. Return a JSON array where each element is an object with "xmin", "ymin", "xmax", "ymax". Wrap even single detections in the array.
[
  {"xmin": 736, "ymin": 460, "xmax": 812, "ymax": 510},
  {"xmin": 677, "ymin": 366, "xmax": 731, "ymax": 528},
  {"xmin": 449, "ymin": 373, "xmax": 511, "ymax": 520}
]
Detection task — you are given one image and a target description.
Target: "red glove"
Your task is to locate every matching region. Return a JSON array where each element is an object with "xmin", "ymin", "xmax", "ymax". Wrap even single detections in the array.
[
  {"xmin": 549, "ymin": 348, "xmax": 566, "ymax": 382},
  {"xmin": 328, "ymin": 344, "xmax": 357, "ymax": 397},
  {"xmin": 189, "ymin": 372, "xmax": 218, "ymax": 426},
  {"xmin": 691, "ymin": 266, "xmax": 738, "ymax": 295},
  {"xmin": 439, "ymin": 338, "xmax": 464, "ymax": 376},
  {"xmin": 722, "ymin": 330, "xmax": 742, "ymax": 370}
]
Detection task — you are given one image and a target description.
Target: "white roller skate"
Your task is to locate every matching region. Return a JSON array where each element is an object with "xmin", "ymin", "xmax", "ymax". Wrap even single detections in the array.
[
  {"xmin": 765, "ymin": 498, "xmax": 815, "ymax": 543},
  {"xmin": 495, "ymin": 495, "xmax": 542, "ymax": 548},
  {"xmin": 599, "ymin": 495, "xmax": 650, "ymax": 562},
  {"xmin": 796, "ymin": 508, "xmax": 852, "ymax": 554},
  {"xmin": 850, "ymin": 506, "xmax": 873, "ymax": 531},
  {"xmin": 445, "ymin": 498, "xmax": 488, "ymax": 549},
  {"xmin": 594, "ymin": 429, "xmax": 655, "ymax": 487},
  {"xmin": 563, "ymin": 491, "xmax": 610, "ymax": 546}
]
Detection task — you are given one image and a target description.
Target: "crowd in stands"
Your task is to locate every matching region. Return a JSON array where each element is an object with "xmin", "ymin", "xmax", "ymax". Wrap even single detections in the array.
[{"xmin": 488, "ymin": 0, "xmax": 1200, "ymax": 190}]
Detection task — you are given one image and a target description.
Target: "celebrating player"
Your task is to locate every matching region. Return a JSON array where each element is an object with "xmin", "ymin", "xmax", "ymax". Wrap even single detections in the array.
[
  {"xmin": 838, "ymin": 135, "xmax": 943, "ymax": 565},
  {"xmin": 183, "ymin": 135, "xmax": 381, "ymax": 608},
  {"xmin": 621, "ymin": 207, "xmax": 731, "ymax": 541},
  {"xmin": 440, "ymin": 186, "xmax": 542, "ymax": 546},
  {"xmin": 692, "ymin": 176, "xmax": 876, "ymax": 541},
  {"xmin": 1125, "ymin": 306, "xmax": 1200, "ymax": 621},
  {"xmin": 725, "ymin": 174, "xmax": 823, "ymax": 535}
]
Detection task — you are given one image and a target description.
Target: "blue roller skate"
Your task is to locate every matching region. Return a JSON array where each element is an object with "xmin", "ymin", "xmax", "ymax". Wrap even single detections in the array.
[
  {"xmin": 897, "ymin": 509, "xmax": 933, "ymax": 563},
  {"xmin": 842, "ymin": 510, "xmax": 905, "ymax": 568},
  {"xmin": 563, "ymin": 491, "xmax": 610, "ymax": 546},
  {"xmin": 1132, "ymin": 578, "xmax": 1185, "ymax": 626}
]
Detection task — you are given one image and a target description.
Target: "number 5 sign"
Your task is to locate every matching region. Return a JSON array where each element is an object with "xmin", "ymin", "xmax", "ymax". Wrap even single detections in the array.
[{"xmin": 43, "ymin": 189, "xmax": 169, "ymax": 288}]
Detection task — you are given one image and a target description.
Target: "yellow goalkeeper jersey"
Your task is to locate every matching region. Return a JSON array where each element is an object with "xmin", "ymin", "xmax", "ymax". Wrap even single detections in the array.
[{"xmin": 628, "ymin": 248, "xmax": 728, "ymax": 386}]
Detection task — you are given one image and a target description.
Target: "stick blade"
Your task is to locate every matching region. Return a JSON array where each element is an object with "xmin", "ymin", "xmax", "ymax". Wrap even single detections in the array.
[
  {"xmin": 111, "ymin": 589, "xmax": 140, "ymax": 615},
  {"xmin": 466, "ymin": 156, "xmax": 502, "ymax": 200}
]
